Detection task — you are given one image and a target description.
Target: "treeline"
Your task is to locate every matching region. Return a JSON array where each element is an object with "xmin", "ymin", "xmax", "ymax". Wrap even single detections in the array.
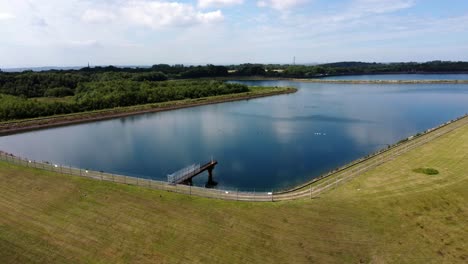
[
  {"xmin": 78, "ymin": 64, "xmax": 229, "ymax": 79},
  {"xmin": 227, "ymin": 61, "xmax": 468, "ymax": 78},
  {"xmin": 0, "ymin": 65, "xmax": 232, "ymax": 98},
  {"xmin": 2, "ymin": 61, "xmax": 467, "ymax": 98},
  {"xmin": 74, "ymin": 80, "xmax": 247, "ymax": 110},
  {"xmin": 276, "ymin": 61, "xmax": 468, "ymax": 78},
  {"xmin": 0, "ymin": 71, "xmax": 168, "ymax": 98},
  {"xmin": 0, "ymin": 80, "xmax": 248, "ymax": 121},
  {"xmin": 151, "ymin": 64, "xmax": 228, "ymax": 78}
]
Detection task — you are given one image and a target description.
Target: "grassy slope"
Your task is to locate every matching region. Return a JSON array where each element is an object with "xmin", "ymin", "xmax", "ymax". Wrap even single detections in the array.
[{"xmin": 0, "ymin": 125, "xmax": 467, "ymax": 263}]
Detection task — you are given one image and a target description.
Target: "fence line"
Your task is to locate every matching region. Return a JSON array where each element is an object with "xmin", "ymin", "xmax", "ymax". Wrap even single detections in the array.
[
  {"xmin": 0, "ymin": 152, "xmax": 273, "ymax": 202},
  {"xmin": 1, "ymin": 114, "xmax": 467, "ymax": 202}
]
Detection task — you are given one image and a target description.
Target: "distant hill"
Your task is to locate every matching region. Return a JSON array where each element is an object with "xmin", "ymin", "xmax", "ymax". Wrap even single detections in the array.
[
  {"xmin": 319, "ymin": 62, "xmax": 384, "ymax": 68},
  {"xmin": 1, "ymin": 65, "xmax": 151, "ymax": 73},
  {"xmin": 1, "ymin": 66, "xmax": 83, "ymax": 72}
]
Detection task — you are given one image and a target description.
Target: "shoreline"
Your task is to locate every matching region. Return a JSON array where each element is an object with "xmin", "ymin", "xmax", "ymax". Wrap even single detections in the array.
[
  {"xmin": 274, "ymin": 114, "xmax": 468, "ymax": 200},
  {"xmin": 221, "ymin": 76, "xmax": 468, "ymax": 84},
  {"xmin": 291, "ymin": 79, "xmax": 468, "ymax": 84},
  {"xmin": 1, "ymin": 113, "xmax": 466, "ymax": 202},
  {"xmin": 0, "ymin": 87, "xmax": 296, "ymax": 136}
]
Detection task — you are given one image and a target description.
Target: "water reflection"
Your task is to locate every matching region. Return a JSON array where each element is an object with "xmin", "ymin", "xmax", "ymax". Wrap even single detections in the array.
[{"xmin": 228, "ymin": 112, "xmax": 373, "ymax": 123}]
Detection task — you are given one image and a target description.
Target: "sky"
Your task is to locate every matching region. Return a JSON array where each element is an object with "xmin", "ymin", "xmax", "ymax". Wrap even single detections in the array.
[{"xmin": 1, "ymin": 0, "xmax": 468, "ymax": 68}]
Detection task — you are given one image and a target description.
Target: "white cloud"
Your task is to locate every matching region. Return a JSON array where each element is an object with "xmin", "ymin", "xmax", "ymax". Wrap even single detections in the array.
[
  {"xmin": 0, "ymin": 0, "xmax": 467, "ymax": 67},
  {"xmin": 81, "ymin": 1, "xmax": 224, "ymax": 29},
  {"xmin": 81, "ymin": 0, "xmax": 226, "ymax": 29},
  {"xmin": 65, "ymin": 40, "xmax": 101, "ymax": 48},
  {"xmin": 353, "ymin": 0, "xmax": 415, "ymax": 14},
  {"xmin": 0, "ymin": 12, "xmax": 15, "ymax": 20},
  {"xmin": 31, "ymin": 17, "xmax": 48, "ymax": 27},
  {"xmin": 257, "ymin": 0, "xmax": 308, "ymax": 10},
  {"xmin": 122, "ymin": 1, "xmax": 223, "ymax": 29},
  {"xmin": 329, "ymin": 0, "xmax": 415, "ymax": 22},
  {"xmin": 82, "ymin": 9, "xmax": 117, "ymax": 24},
  {"xmin": 198, "ymin": 0, "xmax": 244, "ymax": 9}
]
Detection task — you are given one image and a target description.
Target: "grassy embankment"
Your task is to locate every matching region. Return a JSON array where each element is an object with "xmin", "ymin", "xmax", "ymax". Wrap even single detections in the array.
[
  {"xmin": 0, "ymin": 86, "xmax": 295, "ymax": 135},
  {"xmin": 1, "ymin": 120, "xmax": 467, "ymax": 263}
]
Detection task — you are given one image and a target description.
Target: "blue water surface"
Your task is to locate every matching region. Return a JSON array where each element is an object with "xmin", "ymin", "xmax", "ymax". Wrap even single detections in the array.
[{"xmin": 320, "ymin": 73, "xmax": 468, "ymax": 80}]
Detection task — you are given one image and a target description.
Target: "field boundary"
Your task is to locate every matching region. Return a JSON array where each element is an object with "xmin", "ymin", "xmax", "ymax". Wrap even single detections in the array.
[{"xmin": 1, "ymin": 114, "xmax": 467, "ymax": 202}]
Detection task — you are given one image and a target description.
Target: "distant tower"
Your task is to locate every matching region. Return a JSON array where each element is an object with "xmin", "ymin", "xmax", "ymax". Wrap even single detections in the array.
[
  {"xmin": 293, "ymin": 56, "xmax": 296, "ymax": 65},
  {"xmin": 87, "ymin": 62, "xmax": 90, "ymax": 68}
]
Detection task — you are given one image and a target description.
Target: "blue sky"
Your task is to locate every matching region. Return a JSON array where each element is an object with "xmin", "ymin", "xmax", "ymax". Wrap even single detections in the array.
[{"xmin": 1, "ymin": 0, "xmax": 468, "ymax": 67}]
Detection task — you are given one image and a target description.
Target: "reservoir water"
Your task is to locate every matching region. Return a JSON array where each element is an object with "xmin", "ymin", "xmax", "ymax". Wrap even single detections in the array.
[
  {"xmin": 320, "ymin": 73, "xmax": 468, "ymax": 80},
  {"xmin": 1, "ymin": 78, "xmax": 467, "ymax": 190}
]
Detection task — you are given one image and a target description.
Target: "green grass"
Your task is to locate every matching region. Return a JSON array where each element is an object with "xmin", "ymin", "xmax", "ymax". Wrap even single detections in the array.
[
  {"xmin": 413, "ymin": 168, "xmax": 440, "ymax": 175},
  {"xmin": 1, "ymin": 124, "xmax": 467, "ymax": 263}
]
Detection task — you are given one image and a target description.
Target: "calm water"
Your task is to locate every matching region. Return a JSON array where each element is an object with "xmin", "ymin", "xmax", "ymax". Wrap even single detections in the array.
[
  {"xmin": 320, "ymin": 73, "xmax": 468, "ymax": 80},
  {"xmin": 1, "ymin": 79, "xmax": 467, "ymax": 190}
]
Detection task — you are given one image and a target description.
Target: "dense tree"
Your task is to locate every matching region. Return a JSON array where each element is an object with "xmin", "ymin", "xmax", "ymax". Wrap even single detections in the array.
[
  {"xmin": 44, "ymin": 87, "xmax": 74, "ymax": 97},
  {"xmin": 131, "ymin": 72, "xmax": 168, "ymax": 82},
  {"xmin": 234, "ymin": 64, "xmax": 266, "ymax": 76},
  {"xmin": 151, "ymin": 64, "xmax": 186, "ymax": 75},
  {"xmin": 0, "ymin": 80, "xmax": 248, "ymax": 121},
  {"xmin": 0, "ymin": 94, "xmax": 77, "ymax": 120},
  {"xmin": 75, "ymin": 80, "xmax": 247, "ymax": 110},
  {"xmin": 0, "ymin": 72, "xmax": 88, "ymax": 97},
  {"xmin": 180, "ymin": 65, "xmax": 228, "ymax": 78}
]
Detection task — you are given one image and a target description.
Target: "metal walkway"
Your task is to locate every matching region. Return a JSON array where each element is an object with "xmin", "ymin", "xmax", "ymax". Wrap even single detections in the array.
[{"xmin": 168, "ymin": 160, "xmax": 218, "ymax": 185}]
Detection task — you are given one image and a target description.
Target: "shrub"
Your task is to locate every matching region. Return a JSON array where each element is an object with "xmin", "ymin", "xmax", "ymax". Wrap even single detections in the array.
[{"xmin": 413, "ymin": 168, "xmax": 439, "ymax": 175}]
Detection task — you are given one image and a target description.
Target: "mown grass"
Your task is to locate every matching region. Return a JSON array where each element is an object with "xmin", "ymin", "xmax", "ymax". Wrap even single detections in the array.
[{"xmin": 0, "ymin": 124, "xmax": 467, "ymax": 263}]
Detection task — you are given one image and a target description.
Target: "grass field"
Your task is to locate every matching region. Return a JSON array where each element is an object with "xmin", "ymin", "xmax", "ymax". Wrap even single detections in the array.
[{"xmin": 1, "ymin": 124, "xmax": 467, "ymax": 263}]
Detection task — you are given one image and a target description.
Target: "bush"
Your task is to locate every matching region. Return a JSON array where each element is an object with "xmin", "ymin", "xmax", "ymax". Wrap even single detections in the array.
[{"xmin": 413, "ymin": 168, "xmax": 439, "ymax": 175}]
